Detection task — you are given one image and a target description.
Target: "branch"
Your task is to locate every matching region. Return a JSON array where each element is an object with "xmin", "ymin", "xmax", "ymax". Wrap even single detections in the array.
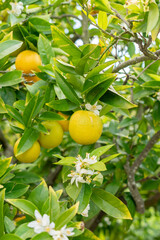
[
  {"xmin": 131, "ymin": 130, "xmax": 160, "ymax": 173},
  {"xmin": 124, "ymin": 130, "xmax": 160, "ymax": 213}
]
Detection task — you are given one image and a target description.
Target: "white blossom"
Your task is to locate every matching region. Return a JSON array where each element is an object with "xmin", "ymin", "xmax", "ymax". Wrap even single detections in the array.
[
  {"xmin": 157, "ymin": 91, "xmax": 160, "ymax": 101},
  {"xmin": 81, "ymin": 204, "xmax": 90, "ymax": 217},
  {"xmin": 8, "ymin": 2, "xmax": 24, "ymax": 16},
  {"xmin": 51, "ymin": 225, "xmax": 74, "ymax": 240},
  {"xmin": 68, "ymin": 171, "xmax": 86, "ymax": 187},
  {"xmin": 28, "ymin": 210, "xmax": 55, "ymax": 235},
  {"xmin": 85, "ymin": 102, "xmax": 102, "ymax": 115},
  {"xmin": 83, "ymin": 153, "xmax": 98, "ymax": 165}
]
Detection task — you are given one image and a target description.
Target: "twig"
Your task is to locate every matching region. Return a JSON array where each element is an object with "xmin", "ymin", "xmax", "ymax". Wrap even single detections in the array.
[
  {"xmin": 111, "ymin": 7, "xmax": 130, "ymax": 28},
  {"xmin": 136, "ymin": 59, "xmax": 159, "ymax": 78}
]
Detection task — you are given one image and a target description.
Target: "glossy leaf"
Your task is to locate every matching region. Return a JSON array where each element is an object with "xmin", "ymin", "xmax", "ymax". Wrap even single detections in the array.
[
  {"xmin": 0, "ymin": 40, "xmax": 23, "ymax": 59},
  {"xmin": 98, "ymin": 11, "xmax": 108, "ymax": 30},
  {"xmin": 73, "ymin": 229, "xmax": 101, "ymax": 240},
  {"xmin": 49, "ymin": 186, "xmax": 60, "ymax": 222},
  {"xmin": 6, "ymin": 199, "xmax": 38, "ymax": 218},
  {"xmin": 0, "ymin": 71, "xmax": 22, "ymax": 87},
  {"xmin": 38, "ymin": 34, "xmax": 55, "ymax": 64},
  {"xmin": 46, "ymin": 99, "xmax": 78, "ymax": 111},
  {"xmin": 91, "ymin": 189, "xmax": 132, "ymax": 219},
  {"xmin": 31, "ymin": 232, "xmax": 53, "ymax": 240},
  {"xmin": 6, "ymin": 105, "xmax": 24, "ymax": 124},
  {"xmin": 55, "ymin": 202, "xmax": 79, "ymax": 229},
  {"xmin": 77, "ymin": 184, "xmax": 92, "ymax": 213},
  {"xmin": 39, "ymin": 111, "xmax": 64, "ymax": 121},
  {"xmin": 147, "ymin": 3, "xmax": 159, "ymax": 34},
  {"xmin": 0, "ymin": 234, "xmax": 23, "ymax": 240},
  {"xmin": 94, "ymin": 0, "xmax": 113, "ymax": 14},
  {"xmin": 90, "ymin": 145, "xmax": 114, "ymax": 158},
  {"xmin": 0, "ymin": 189, "xmax": 5, "ymax": 237},
  {"xmin": 0, "ymin": 157, "xmax": 12, "ymax": 178}
]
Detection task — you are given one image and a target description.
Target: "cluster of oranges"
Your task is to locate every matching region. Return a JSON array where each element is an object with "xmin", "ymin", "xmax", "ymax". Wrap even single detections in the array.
[{"xmin": 14, "ymin": 50, "xmax": 103, "ymax": 163}]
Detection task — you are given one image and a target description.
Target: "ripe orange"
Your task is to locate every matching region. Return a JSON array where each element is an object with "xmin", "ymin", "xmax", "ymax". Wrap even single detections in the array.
[
  {"xmin": 15, "ymin": 50, "xmax": 42, "ymax": 84},
  {"xmin": 39, "ymin": 121, "xmax": 63, "ymax": 149},
  {"xmin": 14, "ymin": 138, "xmax": 40, "ymax": 163},
  {"xmin": 69, "ymin": 110, "xmax": 103, "ymax": 145},
  {"xmin": 57, "ymin": 112, "xmax": 70, "ymax": 132}
]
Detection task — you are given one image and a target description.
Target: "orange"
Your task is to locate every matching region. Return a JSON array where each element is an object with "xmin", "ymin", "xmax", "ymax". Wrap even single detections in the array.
[
  {"xmin": 14, "ymin": 138, "xmax": 40, "ymax": 163},
  {"xmin": 57, "ymin": 112, "xmax": 70, "ymax": 132},
  {"xmin": 69, "ymin": 110, "xmax": 103, "ymax": 145},
  {"xmin": 15, "ymin": 50, "xmax": 42, "ymax": 84},
  {"xmin": 39, "ymin": 121, "xmax": 63, "ymax": 149}
]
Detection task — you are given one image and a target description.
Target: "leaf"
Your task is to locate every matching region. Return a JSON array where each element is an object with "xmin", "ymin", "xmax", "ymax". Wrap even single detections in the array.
[
  {"xmin": 0, "ymin": 97, "xmax": 7, "ymax": 113},
  {"xmin": 102, "ymin": 153, "xmax": 121, "ymax": 163},
  {"xmin": 47, "ymin": 99, "xmax": 78, "ymax": 111},
  {"xmin": 90, "ymin": 145, "xmax": 114, "ymax": 158},
  {"xmin": 100, "ymin": 89, "xmax": 137, "ymax": 109},
  {"xmin": 94, "ymin": 0, "xmax": 113, "ymax": 14},
  {"xmin": 146, "ymin": 3, "xmax": 159, "ymax": 34},
  {"xmin": 16, "ymin": 128, "xmax": 39, "ymax": 155},
  {"xmin": 142, "ymin": 80, "xmax": 160, "ymax": 89},
  {"xmin": 55, "ymin": 59, "xmax": 76, "ymax": 74},
  {"xmin": 23, "ymin": 95, "xmax": 44, "ymax": 127},
  {"xmin": 55, "ymin": 71, "xmax": 81, "ymax": 105},
  {"xmin": 5, "ymin": 183, "xmax": 29, "ymax": 199},
  {"xmin": 31, "ymin": 232, "xmax": 53, "ymax": 240},
  {"xmin": 0, "ymin": 71, "xmax": 22, "ymax": 87},
  {"xmin": 14, "ymin": 223, "xmax": 34, "ymax": 239},
  {"xmin": 0, "ymin": 189, "xmax": 5, "ymax": 237},
  {"xmin": 49, "ymin": 187, "xmax": 60, "ymax": 222},
  {"xmin": 4, "ymin": 216, "xmax": 15, "ymax": 234},
  {"xmin": 66, "ymin": 183, "xmax": 82, "ymax": 201},
  {"xmin": 73, "ymin": 229, "xmax": 101, "ymax": 240},
  {"xmin": 39, "ymin": 111, "xmax": 64, "ymax": 121},
  {"xmin": 55, "ymin": 202, "xmax": 79, "ymax": 229},
  {"xmin": 51, "ymin": 25, "xmax": 81, "ymax": 62},
  {"xmin": 86, "ymin": 60, "xmax": 117, "ymax": 80},
  {"xmin": 38, "ymin": 34, "xmax": 55, "ymax": 64},
  {"xmin": 6, "ymin": 105, "xmax": 24, "ymax": 124},
  {"xmin": 0, "ymin": 157, "xmax": 12, "ymax": 178},
  {"xmin": 152, "ymin": 101, "xmax": 160, "ymax": 124},
  {"xmin": 77, "ymin": 184, "xmax": 92, "ymax": 213},
  {"xmin": 91, "ymin": 189, "xmax": 132, "ymax": 219},
  {"xmin": 28, "ymin": 17, "xmax": 51, "ymax": 33},
  {"xmin": 89, "ymin": 161, "xmax": 107, "ymax": 171},
  {"xmin": 98, "ymin": 11, "xmax": 108, "ymax": 30},
  {"xmin": 28, "ymin": 181, "xmax": 49, "ymax": 211},
  {"xmin": 55, "ymin": 157, "xmax": 76, "ymax": 166},
  {"xmin": 0, "ymin": 234, "xmax": 23, "ymax": 240},
  {"xmin": 0, "ymin": 40, "xmax": 23, "ymax": 59},
  {"xmin": 85, "ymin": 78, "xmax": 115, "ymax": 104},
  {"xmin": 6, "ymin": 199, "xmax": 38, "ymax": 218}
]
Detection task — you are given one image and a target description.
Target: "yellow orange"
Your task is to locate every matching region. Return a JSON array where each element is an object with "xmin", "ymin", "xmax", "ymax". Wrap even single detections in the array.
[
  {"xmin": 69, "ymin": 110, "xmax": 103, "ymax": 145},
  {"xmin": 58, "ymin": 112, "xmax": 70, "ymax": 132}
]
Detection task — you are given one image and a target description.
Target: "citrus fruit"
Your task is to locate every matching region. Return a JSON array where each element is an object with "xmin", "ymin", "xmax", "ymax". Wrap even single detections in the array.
[
  {"xmin": 58, "ymin": 112, "xmax": 70, "ymax": 132},
  {"xmin": 39, "ymin": 121, "xmax": 63, "ymax": 149},
  {"xmin": 69, "ymin": 110, "xmax": 103, "ymax": 145},
  {"xmin": 15, "ymin": 50, "xmax": 42, "ymax": 83},
  {"xmin": 14, "ymin": 138, "xmax": 40, "ymax": 163}
]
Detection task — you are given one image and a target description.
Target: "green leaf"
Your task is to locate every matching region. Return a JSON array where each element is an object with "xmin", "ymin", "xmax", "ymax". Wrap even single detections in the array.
[
  {"xmin": 55, "ymin": 157, "xmax": 76, "ymax": 166},
  {"xmin": 0, "ymin": 97, "xmax": 7, "ymax": 113},
  {"xmin": 23, "ymin": 95, "xmax": 44, "ymax": 127},
  {"xmin": 0, "ymin": 157, "xmax": 12, "ymax": 178},
  {"xmin": 55, "ymin": 202, "xmax": 79, "ymax": 229},
  {"xmin": 102, "ymin": 153, "xmax": 121, "ymax": 163},
  {"xmin": 66, "ymin": 183, "xmax": 82, "ymax": 201},
  {"xmin": 83, "ymin": 73, "xmax": 115, "ymax": 93},
  {"xmin": 28, "ymin": 180, "xmax": 49, "ymax": 211},
  {"xmin": 6, "ymin": 105, "xmax": 24, "ymax": 124},
  {"xmin": 153, "ymin": 101, "xmax": 160, "ymax": 124},
  {"xmin": 46, "ymin": 99, "xmax": 78, "ymax": 111},
  {"xmin": 49, "ymin": 186, "xmax": 60, "ymax": 222},
  {"xmin": 0, "ymin": 40, "xmax": 23, "ymax": 59},
  {"xmin": 0, "ymin": 189, "xmax": 5, "ymax": 237},
  {"xmin": 73, "ymin": 229, "xmax": 101, "ymax": 240},
  {"xmin": 39, "ymin": 111, "xmax": 64, "ymax": 121},
  {"xmin": 51, "ymin": 25, "xmax": 82, "ymax": 63},
  {"xmin": 4, "ymin": 216, "xmax": 15, "ymax": 234},
  {"xmin": 38, "ymin": 34, "xmax": 55, "ymax": 65},
  {"xmin": 6, "ymin": 199, "xmax": 38, "ymax": 218},
  {"xmin": 98, "ymin": 11, "xmax": 108, "ymax": 30},
  {"xmin": 16, "ymin": 128, "xmax": 39, "ymax": 155},
  {"xmin": 90, "ymin": 145, "xmax": 114, "ymax": 158},
  {"xmin": 15, "ymin": 223, "xmax": 34, "ymax": 239},
  {"xmin": 77, "ymin": 184, "xmax": 92, "ymax": 213},
  {"xmin": 5, "ymin": 183, "xmax": 29, "ymax": 199},
  {"xmin": 31, "ymin": 232, "xmax": 53, "ymax": 240},
  {"xmin": 94, "ymin": 0, "xmax": 113, "ymax": 14},
  {"xmin": 55, "ymin": 59, "xmax": 76, "ymax": 74},
  {"xmin": 89, "ymin": 161, "xmax": 107, "ymax": 171},
  {"xmin": 100, "ymin": 89, "xmax": 137, "ymax": 109},
  {"xmin": 0, "ymin": 71, "xmax": 22, "ymax": 87},
  {"xmin": 91, "ymin": 189, "xmax": 132, "ymax": 219},
  {"xmin": 28, "ymin": 17, "xmax": 51, "ymax": 33},
  {"xmin": 142, "ymin": 80, "xmax": 160, "ymax": 89},
  {"xmin": 0, "ymin": 234, "xmax": 23, "ymax": 240},
  {"xmin": 85, "ymin": 78, "xmax": 115, "ymax": 104},
  {"xmin": 147, "ymin": 3, "xmax": 159, "ymax": 34},
  {"xmin": 86, "ymin": 60, "xmax": 117, "ymax": 80},
  {"xmin": 55, "ymin": 71, "xmax": 81, "ymax": 105}
]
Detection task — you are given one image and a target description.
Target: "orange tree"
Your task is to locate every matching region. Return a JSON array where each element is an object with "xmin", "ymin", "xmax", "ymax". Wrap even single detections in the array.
[{"xmin": 0, "ymin": 0, "xmax": 160, "ymax": 239}]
